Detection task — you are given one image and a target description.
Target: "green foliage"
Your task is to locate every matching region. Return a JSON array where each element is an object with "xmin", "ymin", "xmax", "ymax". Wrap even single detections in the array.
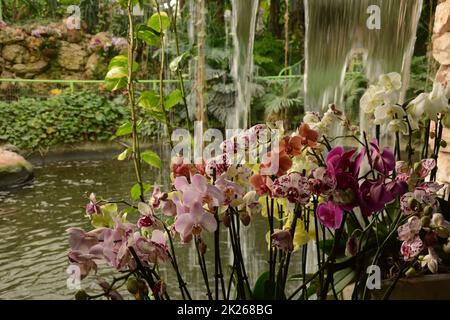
[
  {"xmin": 0, "ymin": 91, "xmax": 129, "ymax": 150},
  {"xmin": 253, "ymin": 34, "xmax": 285, "ymax": 76}
]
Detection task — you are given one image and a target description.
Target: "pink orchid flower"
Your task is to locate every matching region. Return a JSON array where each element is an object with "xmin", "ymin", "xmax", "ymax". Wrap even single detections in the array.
[
  {"xmin": 174, "ymin": 201, "xmax": 217, "ymax": 243},
  {"xmin": 133, "ymin": 230, "xmax": 169, "ymax": 265},
  {"xmin": 173, "ymin": 174, "xmax": 224, "ymax": 209},
  {"xmin": 214, "ymin": 176, "xmax": 245, "ymax": 207}
]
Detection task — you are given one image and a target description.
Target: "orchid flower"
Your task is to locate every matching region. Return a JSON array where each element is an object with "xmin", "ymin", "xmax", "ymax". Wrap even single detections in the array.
[
  {"xmin": 317, "ymin": 201, "xmax": 344, "ymax": 229},
  {"xmin": 137, "ymin": 202, "xmax": 163, "ymax": 229},
  {"xmin": 214, "ymin": 176, "xmax": 245, "ymax": 207},
  {"xmin": 271, "ymin": 229, "xmax": 294, "ymax": 251},
  {"xmin": 249, "ymin": 174, "xmax": 273, "ymax": 196},
  {"xmin": 421, "ymin": 248, "xmax": 440, "ymax": 273},
  {"xmin": 370, "ymin": 139, "xmax": 395, "ymax": 174},
  {"xmin": 174, "ymin": 202, "xmax": 217, "ymax": 243},
  {"xmin": 173, "ymin": 174, "xmax": 224, "ymax": 209},
  {"xmin": 271, "ymin": 172, "xmax": 311, "ymax": 204},
  {"xmin": 86, "ymin": 193, "xmax": 101, "ymax": 215}
]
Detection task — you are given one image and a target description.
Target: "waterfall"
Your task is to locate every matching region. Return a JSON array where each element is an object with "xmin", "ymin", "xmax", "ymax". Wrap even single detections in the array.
[
  {"xmin": 303, "ymin": 0, "xmax": 423, "ymax": 117},
  {"xmin": 228, "ymin": 0, "xmax": 259, "ymax": 130}
]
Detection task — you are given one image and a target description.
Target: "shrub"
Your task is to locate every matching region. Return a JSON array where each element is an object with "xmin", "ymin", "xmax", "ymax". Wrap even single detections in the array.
[{"xmin": 0, "ymin": 91, "xmax": 130, "ymax": 151}]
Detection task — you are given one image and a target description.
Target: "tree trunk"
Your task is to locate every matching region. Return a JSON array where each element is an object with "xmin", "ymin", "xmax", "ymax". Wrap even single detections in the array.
[
  {"xmin": 196, "ymin": 0, "xmax": 208, "ymax": 127},
  {"xmin": 269, "ymin": 0, "xmax": 282, "ymax": 37}
]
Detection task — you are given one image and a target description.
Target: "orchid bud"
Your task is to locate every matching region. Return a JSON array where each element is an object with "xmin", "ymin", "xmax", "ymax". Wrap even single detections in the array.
[
  {"xmin": 345, "ymin": 236, "xmax": 358, "ymax": 257},
  {"xmin": 405, "ymin": 267, "xmax": 417, "ymax": 278},
  {"xmin": 407, "ymin": 198, "xmax": 418, "ymax": 210},
  {"xmin": 223, "ymin": 213, "xmax": 231, "ymax": 228},
  {"xmin": 127, "ymin": 277, "xmax": 139, "ymax": 295},
  {"xmin": 137, "ymin": 279, "xmax": 149, "ymax": 296},
  {"xmin": 423, "ymin": 205, "xmax": 433, "ymax": 216},
  {"xmin": 443, "ymin": 241, "xmax": 450, "ymax": 254},
  {"xmin": 240, "ymin": 212, "xmax": 251, "ymax": 226},
  {"xmin": 75, "ymin": 289, "xmax": 88, "ymax": 300},
  {"xmin": 198, "ymin": 239, "xmax": 207, "ymax": 255},
  {"xmin": 436, "ymin": 226, "xmax": 450, "ymax": 238},
  {"xmin": 421, "ymin": 216, "xmax": 431, "ymax": 227}
]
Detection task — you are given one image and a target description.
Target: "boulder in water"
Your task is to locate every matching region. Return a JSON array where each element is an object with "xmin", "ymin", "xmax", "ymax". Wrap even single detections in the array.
[{"xmin": 0, "ymin": 146, "xmax": 34, "ymax": 189}]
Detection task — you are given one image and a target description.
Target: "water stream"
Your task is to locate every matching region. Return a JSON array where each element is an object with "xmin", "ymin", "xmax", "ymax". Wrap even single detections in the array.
[{"xmin": 227, "ymin": 0, "xmax": 259, "ymax": 130}]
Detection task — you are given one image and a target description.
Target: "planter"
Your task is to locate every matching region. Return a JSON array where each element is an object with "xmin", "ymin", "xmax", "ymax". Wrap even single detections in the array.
[{"xmin": 343, "ymin": 274, "xmax": 450, "ymax": 300}]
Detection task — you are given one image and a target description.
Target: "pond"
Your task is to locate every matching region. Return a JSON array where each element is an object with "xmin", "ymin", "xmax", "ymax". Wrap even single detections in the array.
[{"xmin": 0, "ymin": 152, "xmax": 299, "ymax": 300}]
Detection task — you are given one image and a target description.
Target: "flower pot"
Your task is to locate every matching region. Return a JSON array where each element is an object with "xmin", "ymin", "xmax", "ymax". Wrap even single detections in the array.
[{"xmin": 343, "ymin": 274, "xmax": 450, "ymax": 300}]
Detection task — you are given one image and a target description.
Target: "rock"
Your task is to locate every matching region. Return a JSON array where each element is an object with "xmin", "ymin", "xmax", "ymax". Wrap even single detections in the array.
[
  {"xmin": 436, "ymin": 64, "xmax": 450, "ymax": 87},
  {"xmin": 11, "ymin": 60, "xmax": 49, "ymax": 77},
  {"xmin": 0, "ymin": 26, "xmax": 26, "ymax": 44},
  {"xmin": 433, "ymin": 32, "xmax": 450, "ymax": 65},
  {"xmin": 57, "ymin": 41, "xmax": 87, "ymax": 71},
  {"xmin": 2, "ymin": 44, "xmax": 29, "ymax": 64},
  {"xmin": 434, "ymin": 0, "xmax": 450, "ymax": 35},
  {"xmin": 0, "ymin": 147, "xmax": 34, "ymax": 190},
  {"xmin": 84, "ymin": 53, "xmax": 101, "ymax": 78},
  {"xmin": 66, "ymin": 29, "xmax": 83, "ymax": 43}
]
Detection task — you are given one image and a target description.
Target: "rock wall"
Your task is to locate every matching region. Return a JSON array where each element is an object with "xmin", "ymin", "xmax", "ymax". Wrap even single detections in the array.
[
  {"xmin": 0, "ymin": 21, "xmax": 127, "ymax": 80},
  {"xmin": 433, "ymin": 0, "xmax": 450, "ymax": 86},
  {"xmin": 433, "ymin": 0, "xmax": 450, "ymax": 190}
]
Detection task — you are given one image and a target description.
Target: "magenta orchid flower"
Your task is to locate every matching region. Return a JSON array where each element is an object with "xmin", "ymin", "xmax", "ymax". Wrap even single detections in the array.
[
  {"xmin": 370, "ymin": 139, "xmax": 395, "ymax": 174},
  {"xmin": 317, "ymin": 201, "xmax": 344, "ymax": 229},
  {"xmin": 325, "ymin": 146, "xmax": 365, "ymax": 210},
  {"xmin": 174, "ymin": 201, "xmax": 217, "ymax": 243},
  {"xmin": 173, "ymin": 174, "xmax": 224, "ymax": 209},
  {"xmin": 272, "ymin": 172, "xmax": 311, "ymax": 204}
]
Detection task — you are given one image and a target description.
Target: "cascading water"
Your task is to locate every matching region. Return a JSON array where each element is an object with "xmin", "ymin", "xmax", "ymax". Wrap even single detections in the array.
[
  {"xmin": 228, "ymin": 0, "xmax": 259, "ymax": 130},
  {"xmin": 303, "ymin": 0, "xmax": 423, "ymax": 118}
]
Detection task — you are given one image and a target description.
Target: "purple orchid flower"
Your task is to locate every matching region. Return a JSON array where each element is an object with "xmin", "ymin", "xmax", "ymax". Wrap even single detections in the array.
[
  {"xmin": 359, "ymin": 179, "xmax": 395, "ymax": 216},
  {"xmin": 370, "ymin": 139, "xmax": 395, "ymax": 174}
]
